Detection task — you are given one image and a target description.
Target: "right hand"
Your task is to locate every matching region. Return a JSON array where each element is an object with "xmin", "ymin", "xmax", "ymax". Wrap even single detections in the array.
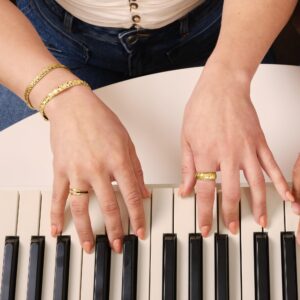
[{"xmin": 45, "ymin": 85, "xmax": 149, "ymax": 253}]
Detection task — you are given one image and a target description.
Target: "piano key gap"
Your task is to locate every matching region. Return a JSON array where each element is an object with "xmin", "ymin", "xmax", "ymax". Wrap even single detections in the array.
[
  {"xmin": 172, "ymin": 189, "xmax": 174, "ymax": 234},
  {"xmin": 15, "ymin": 191, "xmax": 20, "ymax": 236},
  {"xmin": 283, "ymin": 201, "xmax": 286, "ymax": 232},
  {"xmin": 194, "ymin": 193, "xmax": 196, "ymax": 234},
  {"xmin": 148, "ymin": 192, "xmax": 153, "ymax": 300},
  {"xmin": 239, "ymin": 200, "xmax": 243, "ymax": 300},
  {"xmin": 216, "ymin": 190, "xmax": 220, "ymax": 234},
  {"xmin": 37, "ymin": 191, "xmax": 42, "ymax": 236}
]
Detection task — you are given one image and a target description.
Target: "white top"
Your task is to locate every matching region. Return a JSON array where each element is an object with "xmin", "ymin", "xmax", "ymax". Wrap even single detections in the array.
[{"xmin": 55, "ymin": 0, "xmax": 205, "ymax": 29}]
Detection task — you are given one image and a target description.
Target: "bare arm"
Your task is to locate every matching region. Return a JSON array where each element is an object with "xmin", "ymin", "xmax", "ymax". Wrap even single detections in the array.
[
  {"xmin": 0, "ymin": 1, "xmax": 148, "ymax": 253},
  {"xmin": 0, "ymin": 0, "xmax": 77, "ymax": 107},
  {"xmin": 209, "ymin": 0, "xmax": 298, "ymax": 78}
]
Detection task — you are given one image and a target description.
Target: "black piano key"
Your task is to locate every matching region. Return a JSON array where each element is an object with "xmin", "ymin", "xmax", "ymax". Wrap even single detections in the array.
[
  {"xmin": 53, "ymin": 235, "xmax": 70, "ymax": 300},
  {"xmin": 281, "ymin": 232, "xmax": 298, "ymax": 300},
  {"xmin": 189, "ymin": 233, "xmax": 202, "ymax": 300},
  {"xmin": 26, "ymin": 236, "xmax": 45, "ymax": 300},
  {"xmin": 93, "ymin": 235, "xmax": 111, "ymax": 300},
  {"xmin": 121, "ymin": 235, "xmax": 138, "ymax": 300},
  {"xmin": 214, "ymin": 234, "xmax": 229, "ymax": 300},
  {"xmin": 254, "ymin": 232, "xmax": 270, "ymax": 300},
  {"xmin": 162, "ymin": 233, "xmax": 177, "ymax": 300},
  {"xmin": 0, "ymin": 236, "xmax": 19, "ymax": 300}
]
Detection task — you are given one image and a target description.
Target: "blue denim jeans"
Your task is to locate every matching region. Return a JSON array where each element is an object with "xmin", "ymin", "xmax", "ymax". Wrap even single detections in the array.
[{"xmin": 1, "ymin": 0, "xmax": 274, "ymax": 131}]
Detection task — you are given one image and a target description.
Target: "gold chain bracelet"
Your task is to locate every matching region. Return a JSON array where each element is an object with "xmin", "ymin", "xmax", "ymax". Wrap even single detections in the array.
[
  {"xmin": 24, "ymin": 63, "xmax": 68, "ymax": 109},
  {"xmin": 39, "ymin": 79, "xmax": 90, "ymax": 120}
]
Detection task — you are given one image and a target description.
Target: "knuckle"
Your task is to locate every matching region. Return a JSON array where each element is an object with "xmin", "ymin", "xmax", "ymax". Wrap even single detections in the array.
[
  {"xmin": 135, "ymin": 166, "xmax": 144, "ymax": 179},
  {"xmin": 125, "ymin": 190, "xmax": 141, "ymax": 207},
  {"xmin": 70, "ymin": 199, "xmax": 88, "ymax": 217},
  {"xmin": 181, "ymin": 164, "xmax": 192, "ymax": 175},
  {"xmin": 102, "ymin": 201, "xmax": 119, "ymax": 215}
]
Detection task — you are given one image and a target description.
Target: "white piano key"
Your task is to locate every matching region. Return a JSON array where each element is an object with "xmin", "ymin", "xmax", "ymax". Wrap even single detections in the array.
[
  {"xmin": 284, "ymin": 191, "xmax": 300, "ymax": 297},
  {"xmin": 197, "ymin": 189, "xmax": 217, "ymax": 299},
  {"xmin": 39, "ymin": 191, "xmax": 56, "ymax": 300},
  {"xmin": 217, "ymin": 190, "xmax": 241, "ymax": 300},
  {"xmin": 80, "ymin": 193, "xmax": 105, "ymax": 299},
  {"xmin": 265, "ymin": 184, "xmax": 284, "ymax": 300},
  {"xmin": 63, "ymin": 199, "xmax": 83, "ymax": 299},
  {"xmin": 15, "ymin": 190, "xmax": 41, "ymax": 300},
  {"xmin": 174, "ymin": 189, "xmax": 195, "ymax": 299},
  {"xmin": 0, "ymin": 190, "xmax": 19, "ymax": 292},
  {"xmin": 129, "ymin": 193, "xmax": 151, "ymax": 300},
  {"xmin": 150, "ymin": 188, "xmax": 173, "ymax": 300},
  {"xmin": 109, "ymin": 191, "xmax": 129, "ymax": 300},
  {"xmin": 240, "ymin": 187, "xmax": 261, "ymax": 300}
]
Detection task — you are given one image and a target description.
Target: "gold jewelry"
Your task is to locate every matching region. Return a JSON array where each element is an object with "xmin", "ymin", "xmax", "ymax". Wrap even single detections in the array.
[
  {"xmin": 195, "ymin": 172, "xmax": 217, "ymax": 181},
  {"xmin": 24, "ymin": 63, "xmax": 68, "ymax": 109},
  {"xmin": 39, "ymin": 79, "xmax": 90, "ymax": 120},
  {"xmin": 69, "ymin": 188, "xmax": 89, "ymax": 196}
]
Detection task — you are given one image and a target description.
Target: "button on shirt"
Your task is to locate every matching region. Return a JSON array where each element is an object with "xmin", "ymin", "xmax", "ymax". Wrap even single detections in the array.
[{"xmin": 56, "ymin": 0, "xmax": 206, "ymax": 29}]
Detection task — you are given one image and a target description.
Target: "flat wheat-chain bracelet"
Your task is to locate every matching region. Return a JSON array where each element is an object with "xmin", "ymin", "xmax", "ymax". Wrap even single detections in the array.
[
  {"xmin": 24, "ymin": 63, "xmax": 68, "ymax": 109},
  {"xmin": 39, "ymin": 79, "xmax": 90, "ymax": 120}
]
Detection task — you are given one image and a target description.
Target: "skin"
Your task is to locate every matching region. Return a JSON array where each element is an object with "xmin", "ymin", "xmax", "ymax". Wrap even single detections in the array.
[{"xmin": 0, "ymin": 0, "xmax": 298, "ymax": 253}]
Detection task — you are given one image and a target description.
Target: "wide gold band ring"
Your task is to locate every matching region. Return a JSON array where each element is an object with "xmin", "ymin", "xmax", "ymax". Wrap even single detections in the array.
[
  {"xmin": 69, "ymin": 188, "xmax": 89, "ymax": 196},
  {"xmin": 195, "ymin": 172, "xmax": 217, "ymax": 181}
]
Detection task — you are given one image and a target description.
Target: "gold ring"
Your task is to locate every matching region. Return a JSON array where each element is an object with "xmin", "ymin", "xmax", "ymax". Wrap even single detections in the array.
[
  {"xmin": 195, "ymin": 172, "xmax": 217, "ymax": 181},
  {"xmin": 69, "ymin": 188, "xmax": 89, "ymax": 196}
]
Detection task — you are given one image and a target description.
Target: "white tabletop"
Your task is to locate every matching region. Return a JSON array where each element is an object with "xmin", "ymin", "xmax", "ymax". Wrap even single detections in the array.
[{"xmin": 0, "ymin": 64, "xmax": 299, "ymax": 188}]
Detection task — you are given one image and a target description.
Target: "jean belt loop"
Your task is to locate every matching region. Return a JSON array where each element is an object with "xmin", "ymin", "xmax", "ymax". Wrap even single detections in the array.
[
  {"xmin": 63, "ymin": 11, "xmax": 74, "ymax": 33},
  {"xmin": 179, "ymin": 14, "xmax": 189, "ymax": 37}
]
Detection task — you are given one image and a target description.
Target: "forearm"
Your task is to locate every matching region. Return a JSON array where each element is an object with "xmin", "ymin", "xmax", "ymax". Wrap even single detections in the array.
[
  {"xmin": 207, "ymin": 0, "xmax": 298, "ymax": 80},
  {"xmin": 0, "ymin": 1, "xmax": 77, "ymax": 108}
]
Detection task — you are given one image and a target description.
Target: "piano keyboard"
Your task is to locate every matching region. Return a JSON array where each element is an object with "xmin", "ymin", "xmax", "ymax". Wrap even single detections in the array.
[{"xmin": 0, "ymin": 185, "xmax": 299, "ymax": 300}]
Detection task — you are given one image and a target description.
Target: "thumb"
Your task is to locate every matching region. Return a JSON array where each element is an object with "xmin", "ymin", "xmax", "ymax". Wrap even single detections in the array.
[{"xmin": 179, "ymin": 139, "xmax": 196, "ymax": 197}]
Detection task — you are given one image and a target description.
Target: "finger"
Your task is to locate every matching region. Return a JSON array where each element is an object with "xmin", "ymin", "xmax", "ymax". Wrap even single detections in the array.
[
  {"xmin": 179, "ymin": 139, "xmax": 196, "ymax": 197},
  {"xmin": 220, "ymin": 164, "xmax": 240, "ymax": 234},
  {"xmin": 194, "ymin": 156, "xmax": 218, "ymax": 237},
  {"xmin": 128, "ymin": 141, "xmax": 150, "ymax": 198},
  {"xmin": 92, "ymin": 176, "xmax": 124, "ymax": 253},
  {"xmin": 258, "ymin": 144, "xmax": 294, "ymax": 202},
  {"xmin": 292, "ymin": 154, "xmax": 300, "ymax": 214},
  {"xmin": 114, "ymin": 161, "xmax": 145, "ymax": 240},
  {"xmin": 243, "ymin": 156, "xmax": 267, "ymax": 227},
  {"xmin": 51, "ymin": 171, "xmax": 69, "ymax": 237},
  {"xmin": 69, "ymin": 182, "xmax": 94, "ymax": 253}
]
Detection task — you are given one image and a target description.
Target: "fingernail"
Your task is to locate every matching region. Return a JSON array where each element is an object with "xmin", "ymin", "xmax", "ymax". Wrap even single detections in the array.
[
  {"xmin": 286, "ymin": 190, "xmax": 295, "ymax": 202},
  {"xmin": 292, "ymin": 202, "xmax": 300, "ymax": 215},
  {"xmin": 136, "ymin": 227, "xmax": 145, "ymax": 240},
  {"xmin": 113, "ymin": 239, "xmax": 122, "ymax": 253},
  {"xmin": 201, "ymin": 225, "xmax": 210, "ymax": 237},
  {"xmin": 83, "ymin": 241, "xmax": 93, "ymax": 253},
  {"xmin": 229, "ymin": 221, "xmax": 238, "ymax": 234},
  {"xmin": 51, "ymin": 225, "xmax": 57, "ymax": 236},
  {"xmin": 259, "ymin": 215, "xmax": 267, "ymax": 228}
]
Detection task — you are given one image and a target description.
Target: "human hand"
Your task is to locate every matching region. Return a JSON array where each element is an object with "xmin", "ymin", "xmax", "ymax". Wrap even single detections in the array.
[
  {"xmin": 291, "ymin": 154, "xmax": 300, "ymax": 244},
  {"xmin": 179, "ymin": 62, "xmax": 294, "ymax": 236},
  {"xmin": 45, "ymin": 86, "xmax": 149, "ymax": 253}
]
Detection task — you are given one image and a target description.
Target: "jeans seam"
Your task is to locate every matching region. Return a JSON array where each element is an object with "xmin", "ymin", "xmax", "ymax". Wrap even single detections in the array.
[{"xmin": 31, "ymin": 0, "xmax": 90, "ymax": 63}]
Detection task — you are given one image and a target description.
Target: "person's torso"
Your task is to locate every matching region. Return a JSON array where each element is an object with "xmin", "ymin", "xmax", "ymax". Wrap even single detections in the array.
[{"xmin": 55, "ymin": 0, "xmax": 206, "ymax": 29}]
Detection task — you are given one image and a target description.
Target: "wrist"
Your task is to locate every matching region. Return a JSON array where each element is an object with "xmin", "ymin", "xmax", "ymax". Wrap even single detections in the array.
[
  {"xmin": 206, "ymin": 51, "xmax": 256, "ymax": 85},
  {"xmin": 29, "ymin": 68, "xmax": 79, "ymax": 109}
]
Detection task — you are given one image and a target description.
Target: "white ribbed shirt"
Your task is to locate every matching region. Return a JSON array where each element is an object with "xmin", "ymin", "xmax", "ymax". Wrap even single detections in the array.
[{"xmin": 55, "ymin": 0, "xmax": 205, "ymax": 29}]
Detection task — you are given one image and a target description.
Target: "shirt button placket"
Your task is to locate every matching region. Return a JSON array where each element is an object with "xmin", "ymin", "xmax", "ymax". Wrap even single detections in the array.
[{"xmin": 129, "ymin": 0, "xmax": 141, "ymax": 28}]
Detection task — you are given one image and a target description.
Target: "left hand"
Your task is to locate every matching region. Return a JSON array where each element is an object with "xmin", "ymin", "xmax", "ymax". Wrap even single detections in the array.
[{"xmin": 179, "ymin": 62, "xmax": 294, "ymax": 236}]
